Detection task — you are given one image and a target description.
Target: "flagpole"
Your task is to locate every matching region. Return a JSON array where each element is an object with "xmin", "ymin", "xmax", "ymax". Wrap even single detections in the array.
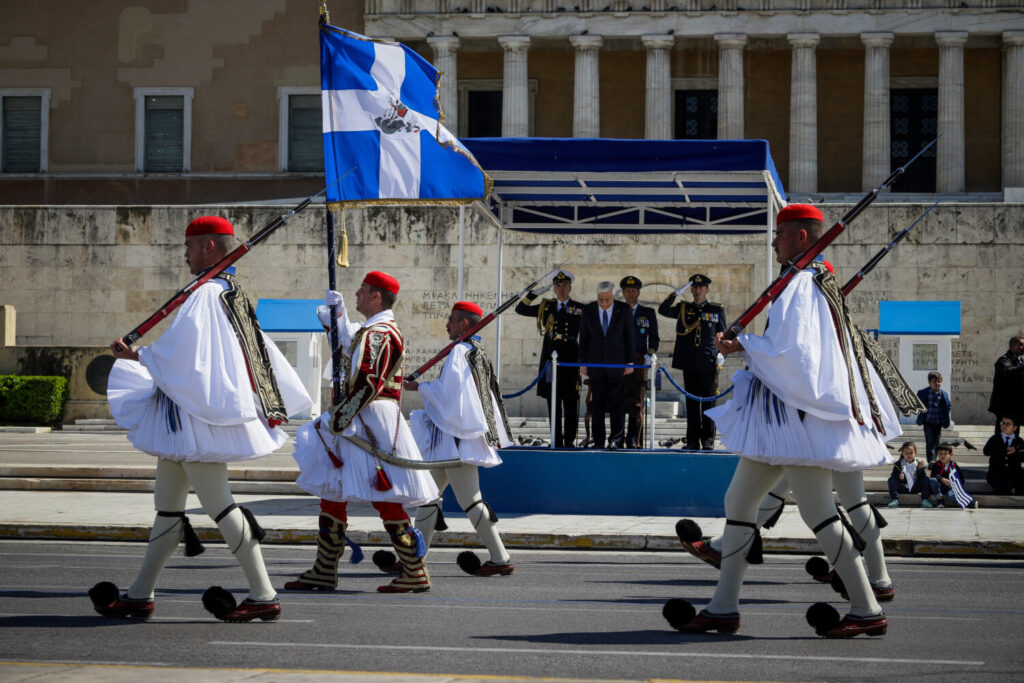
[{"xmin": 324, "ymin": 206, "xmax": 344, "ymax": 406}]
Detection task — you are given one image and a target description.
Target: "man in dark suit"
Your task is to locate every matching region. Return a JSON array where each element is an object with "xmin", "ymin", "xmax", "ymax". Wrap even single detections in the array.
[
  {"xmin": 658, "ymin": 273, "xmax": 726, "ymax": 450},
  {"xmin": 621, "ymin": 275, "xmax": 659, "ymax": 448},
  {"xmin": 514, "ymin": 269, "xmax": 584, "ymax": 448},
  {"xmin": 988, "ymin": 335, "xmax": 1024, "ymax": 436},
  {"xmin": 579, "ymin": 281, "xmax": 635, "ymax": 449}
]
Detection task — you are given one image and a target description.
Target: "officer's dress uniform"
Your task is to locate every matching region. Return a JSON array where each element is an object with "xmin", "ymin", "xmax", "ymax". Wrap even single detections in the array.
[
  {"xmin": 515, "ymin": 294, "xmax": 583, "ymax": 448},
  {"xmin": 621, "ymin": 277, "xmax": 659, "ymax": 448},
  {"xmin": 659, "ymin": 285, "xmax": 726, "ymax": 450}
]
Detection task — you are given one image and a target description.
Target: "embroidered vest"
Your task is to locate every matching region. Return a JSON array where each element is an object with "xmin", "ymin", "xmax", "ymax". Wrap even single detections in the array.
[{"xmin": 466, "ymin": 339, "xmax": 512, "ymax": 447}]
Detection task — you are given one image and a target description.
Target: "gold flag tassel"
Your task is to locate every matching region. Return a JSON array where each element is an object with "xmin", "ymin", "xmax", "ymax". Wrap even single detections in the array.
[{"xmin": 336, "ymin": 209, "xmax": 350, "ymax": 268}]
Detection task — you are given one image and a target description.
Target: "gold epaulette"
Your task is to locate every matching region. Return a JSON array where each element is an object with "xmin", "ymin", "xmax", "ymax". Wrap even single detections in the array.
[{"xmin": 537, "ymin": 297, "xmax": 556, "ymax": 336}]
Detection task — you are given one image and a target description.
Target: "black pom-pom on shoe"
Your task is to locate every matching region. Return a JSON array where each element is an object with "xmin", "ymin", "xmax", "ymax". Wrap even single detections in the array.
[
  {"xmin": 806, "ymin": 602, "xmax": 841, "ymax": 632},
  {"xmin": 675, "ymin": 519, "xmax": 703, "ymax": 544},
  {"xmin": 202, "ymin": 585, "xmax": 237, "ymax": 619},
  {"xmin": 456, "ymin": 551, "xmax": 482, "ymax": 575},
  {"xmin": 372, "ymin": 549, "xmax": 400, "ymax": 573},
  {"xmin": 88, "ymin": 581, "xmax": 119, "ymax": 609},
  {"xmin": 805, "ymin": 556, "xmax": 830, "ymax": 581},
  {"xmin": 662, "ymin": 598, "xmax": 698, "ymax": 630}
]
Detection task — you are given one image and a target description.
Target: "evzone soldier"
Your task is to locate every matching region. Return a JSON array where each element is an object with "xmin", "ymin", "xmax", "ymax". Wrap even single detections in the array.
[
  {"xmin": 514, "ymin": 269, "xmax": 583, "ymax": 448},
  {"xmin": 620, "ymin": 276, "xmax": 659, "ymax": 448},
  {"xmin": 403, "ymin": 301, "xmax": 515, "ymax": 576},
  {"xmin": 664, "ymin": 204, "xmax": 914, "ymax": 638},
  {"xmin": 658, "ymin": 274, "xmax": 726, "ymax": 450},
  {"xmin": 286, "ymin": 272, "xmax": 440, "ymax": 593},
  {"xmin": 94, "ymin": 216, "xmax": 312, "ymax": 622}
]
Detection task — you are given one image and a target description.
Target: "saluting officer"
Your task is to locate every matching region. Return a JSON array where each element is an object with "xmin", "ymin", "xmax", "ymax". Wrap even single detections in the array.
[
  {"xmin": 620, "ymin": 276, "xmax": 660, "ymax": 448},
  {"xmin": 515, "ymin": 269, "xmax": 584, "ymax": 448},
  {"xmin": 658, "ymin": 273, "xmax": 726, "ymax": 450}
]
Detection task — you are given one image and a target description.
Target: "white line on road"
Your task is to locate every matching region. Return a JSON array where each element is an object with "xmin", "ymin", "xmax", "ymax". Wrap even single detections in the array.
[{"xmin": 209, "ymin": 641, "xmax": 984, "ymax": 667}]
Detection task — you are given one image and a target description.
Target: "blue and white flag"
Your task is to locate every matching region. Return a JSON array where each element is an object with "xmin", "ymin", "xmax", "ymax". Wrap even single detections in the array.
[{"xmin": 319, "ymin": 24, "xmax": 489, "ymax": 206}]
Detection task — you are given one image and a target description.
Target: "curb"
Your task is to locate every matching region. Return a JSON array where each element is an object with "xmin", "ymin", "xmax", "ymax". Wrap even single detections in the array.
[{"xmin": 2, "ymin": 524, "xmax": 1022, "ymax": 558}]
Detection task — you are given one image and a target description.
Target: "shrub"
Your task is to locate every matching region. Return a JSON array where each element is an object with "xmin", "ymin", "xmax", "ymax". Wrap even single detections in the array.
[{"xmin": 0, "ymin": 375, "xmax": 70, "ymax": 426}]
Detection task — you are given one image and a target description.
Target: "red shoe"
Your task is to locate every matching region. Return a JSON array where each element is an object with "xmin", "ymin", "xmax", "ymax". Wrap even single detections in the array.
[
  {"xmin": 473, "ymin": 561, "xmax": 514, "ymax": 577},
  {"xmin": 840, "ymin": 583, "xmax": 895, "ymax": 602},
  {"xmin": 377, "ymin": 581, "xmax": 430, "ymax": 593},
  {"xmin": 218, "ymin": 599, "xmax": 281, "ymax": 622},
  {"xmin": 682, "ymin": 539, "xmax": 722, "ymax": 570},
  {"xmin": 94, "ymin": 595, "xmax": 154, "ymax": 619},
  {"xmin": 817, "ymin": 613, "xmax": 887, "ymax": 638},
  {"xmin": 283, "ymin": 578, "xmax": 335, "ymax": 591},
  {"xmin": 674, "ymin": 609, "xmax": 741, "ymax": 634}
]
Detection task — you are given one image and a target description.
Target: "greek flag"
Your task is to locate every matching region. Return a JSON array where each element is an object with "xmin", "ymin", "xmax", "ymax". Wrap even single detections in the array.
[
  {"xmin": 319, "ymin": 23, "xmax": 489, "ymax": 205},
  {"xmin": 948, "ymin": 463, "xmax": 975, "ymax": 509}
]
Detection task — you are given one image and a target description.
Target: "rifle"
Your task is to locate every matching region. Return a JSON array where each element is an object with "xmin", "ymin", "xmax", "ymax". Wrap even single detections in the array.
[
  {"xmin": 405, "ymin": 263, "xmax": 565, "ymax": 382},
  {"xmin": 723, "ymin": 138, "xmax": 938, "ymax": 340},
  {"xmin": 117, "ymin": 172, "xmax": 352, "ymax": 347},
  {"xmin": 841, "ymin": 201, "xmax": 938, "ymax": 296}
]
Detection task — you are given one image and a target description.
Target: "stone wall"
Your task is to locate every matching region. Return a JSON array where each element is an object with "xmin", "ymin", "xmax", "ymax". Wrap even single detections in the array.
[{"xmin": 0, "ymin": 203, "xmax": 1021, "ymax": 423}]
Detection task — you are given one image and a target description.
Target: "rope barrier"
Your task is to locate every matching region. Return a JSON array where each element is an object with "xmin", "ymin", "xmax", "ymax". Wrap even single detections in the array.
[
  {"xmin": 657, "ymin": 367, "xmax": 734, "ymax": 402},
  {"xmin": 501, "ymin": 365, "xmax": 548, "ymax": 399}
]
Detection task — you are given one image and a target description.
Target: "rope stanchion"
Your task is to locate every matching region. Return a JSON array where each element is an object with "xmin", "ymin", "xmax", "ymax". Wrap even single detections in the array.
[
  {"xmin": 501, "ymin": 365, "xmax": 548, "ymax": 400},
  {"xmin": 657, "ymin": 367, "xmax": 734, "ymax": 402}
]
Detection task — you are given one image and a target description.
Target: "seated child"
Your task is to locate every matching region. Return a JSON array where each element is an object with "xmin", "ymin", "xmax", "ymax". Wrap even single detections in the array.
[
  {"xmin": 887, "ymin": 441, "xmax": 932, "ymax": 507},
  {"xmin": 983, "ymin": 416, "xmax": 1023, "ymax": 495},
  {"xmin": 928, "ymin": 443, "xmax": 978, "ymax": 509}
]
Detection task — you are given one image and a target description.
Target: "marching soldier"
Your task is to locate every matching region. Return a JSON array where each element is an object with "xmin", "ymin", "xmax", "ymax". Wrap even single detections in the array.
[
  {"xmin": 658, "ymin": 273, "xmax": 726, "ymax": 450},
  {"xmin": 620, "ymin": 276, "xmax": 659, "ymax": 448},
  {"xmin": 514, "ymin": 269, "xmax": 584, "ymax": 448}
]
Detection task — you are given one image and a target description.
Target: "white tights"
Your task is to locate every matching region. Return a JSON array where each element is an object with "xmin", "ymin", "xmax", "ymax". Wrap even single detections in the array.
[
  {"xmin": 127, "ymin": 459, "xmax": 276, "ymax": 602},
  {"xmin": 706, "ymin": 459, "xmax": 881, "ymax": 618},
  {"xmin": 414, "ymin": 464, "xmax": 510, "ymax": 564}
]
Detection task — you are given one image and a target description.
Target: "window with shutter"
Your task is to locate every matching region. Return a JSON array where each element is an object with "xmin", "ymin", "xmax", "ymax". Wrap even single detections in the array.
[
  {"xmin": 673, "ymin": 90, "xmax": 718, "ymax": 140},
  {"xmin": 287, "ymin": 94, "xmax": 323, "ymax": 172},
  {"xmin": 144, "ymin": 95, "xmax": 184, "ymax": 173},
  {"xmin": 2, "ymin": 95, "xmax": 42, "ymax": 173}
]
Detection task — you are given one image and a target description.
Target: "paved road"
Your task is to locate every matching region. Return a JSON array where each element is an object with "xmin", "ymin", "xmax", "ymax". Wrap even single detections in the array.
[{"xmin": 1, "ymin": 540, "xmax": 1022, "ymax": 682}]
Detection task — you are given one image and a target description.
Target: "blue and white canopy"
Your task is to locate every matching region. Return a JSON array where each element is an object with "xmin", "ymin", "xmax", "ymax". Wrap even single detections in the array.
[{"xmin": 461, "ymin": 138, "xmax": 786, "ymax": 234}]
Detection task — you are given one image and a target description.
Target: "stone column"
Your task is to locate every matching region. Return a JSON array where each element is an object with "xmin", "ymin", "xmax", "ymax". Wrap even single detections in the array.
[
  {"xmin": 788, "ymin": 33, "xmax": 820, "ymax": 193},
  {"xmin": 715, "ymin": 34, "xmax": 747, "ymax": 140},
  {"xmin": 427, "ymin": 36, "xmax": 460, "ymax": 132},
  {"xmin": 1003, "ymin": 31, "xmax": 1024, "ymax": 188},
  {"xmin": 570, "ymin": 35, "xmax": 603, "ymax": 138},
  {"xmin": 498, "ymin": 35, "xmax": 531, "ymax": 138},
  {"xmin": 936, "ymin": 31, "xmax": 967, "ymax": 193},
  {"xmin": 861, "ymin": 32, "xmax": 893, "ymax": 191},
  {"xmin": 642, "ymin": 34, "xmax": 674, "ymax": 139}
]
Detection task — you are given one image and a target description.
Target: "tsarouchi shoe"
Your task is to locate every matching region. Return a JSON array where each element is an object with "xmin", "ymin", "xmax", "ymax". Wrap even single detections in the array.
[
  {"xmin": 219, "ymin": 598, "xmax": 282, "ymax": 623},
  {"xmin": 817, "ymin": 613, "xmax": 888, "ymax": 638}
]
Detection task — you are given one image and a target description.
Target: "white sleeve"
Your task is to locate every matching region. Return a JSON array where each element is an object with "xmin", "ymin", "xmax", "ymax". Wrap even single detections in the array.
[{"xmin": 417, "ymin": 344, "xmax": 489, "ymax": 440}]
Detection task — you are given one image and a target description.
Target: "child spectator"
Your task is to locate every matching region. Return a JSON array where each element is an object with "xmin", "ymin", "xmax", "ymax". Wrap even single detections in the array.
[
  {"xmin": 983, "ymin": 416, "xmax": 1023, "ymax": 495},
  {"xmin": 916, "ymin": 371, "xmax": 951, "ymax": 464},
  {"xmin": 928, "ymin": 443, "xmax": 978, "ymax": 509},
  {"xmin": 887, "ymin": 442, "xmax": 932, "ymax": 507}
]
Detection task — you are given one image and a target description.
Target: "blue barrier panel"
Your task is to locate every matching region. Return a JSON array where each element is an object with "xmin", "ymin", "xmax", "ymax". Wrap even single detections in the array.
[{"xmin": 442, "ymin": 447, "xmax": 739, "ymax": 517}]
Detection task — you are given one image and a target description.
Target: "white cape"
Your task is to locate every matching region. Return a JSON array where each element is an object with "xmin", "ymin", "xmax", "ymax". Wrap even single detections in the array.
[
  {"xmin": 107, "ymin": 279, "xmax": 312, "ymax": 462},
  {"xmin": 706, "ymin": 270, "xmax": 900, "ymax": 472},
  {"xmin": 409, "ymin": 341, "xmax": 509, "ymax": 467}
]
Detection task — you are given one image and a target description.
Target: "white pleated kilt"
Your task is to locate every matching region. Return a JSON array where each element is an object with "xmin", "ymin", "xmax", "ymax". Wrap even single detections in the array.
[
  {"xmin": 293, "ymin": 402, "xmax": 439, "ymax": 506},
  {"xmin": 408, "ymin": 411, "xmax": 503, "ymax": 468},
  {"xmin": 107, "ymin": 359, "xmax": 287, "ymax": 462},
  {"xmin": 706, "ymin": 369, "xmax": 896, "ymax": 473}
]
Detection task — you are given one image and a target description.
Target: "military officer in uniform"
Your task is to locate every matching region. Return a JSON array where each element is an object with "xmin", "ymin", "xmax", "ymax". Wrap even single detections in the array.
[
  {"xmin": 658, "ymin": 273, "xmax": 726, "ymax": 450},
  {"xmin": 515, "ymin": 269, "xmax": 584, "ymax": 448},
  {"xmin": 620, "ymin": 276, "xmax": 660, "ymax": 448}
]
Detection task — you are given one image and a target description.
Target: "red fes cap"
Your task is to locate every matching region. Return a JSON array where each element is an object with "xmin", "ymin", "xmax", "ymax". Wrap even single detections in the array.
[
  {"xmin": 185, "ymin": 216, "xmax": 234, "ymax": 237},
  {"xmin": 452, "ymin": 301, "xmax": 483, "ymax": 316},
  {"xmin": 364, "ymin": 270, "xmax": 400, "ymax": 294},
  {"xmin": 776, "ymin": 204, "xmax": 824, "ymax": 225}
]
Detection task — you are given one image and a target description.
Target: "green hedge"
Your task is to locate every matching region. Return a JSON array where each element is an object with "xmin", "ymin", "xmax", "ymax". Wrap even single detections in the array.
[{"xmin": 0, "ymin": 375, "xmax": 69, "ymax": 426}]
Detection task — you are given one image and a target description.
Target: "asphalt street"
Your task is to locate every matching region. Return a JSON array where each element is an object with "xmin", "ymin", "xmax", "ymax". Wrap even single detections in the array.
[{"xmin": 1, "ymin": 540, "xmax": 1022, "ymax": 682}]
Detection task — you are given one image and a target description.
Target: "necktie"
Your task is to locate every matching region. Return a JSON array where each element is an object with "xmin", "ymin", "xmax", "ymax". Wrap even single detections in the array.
[{"xmin": 602, "ymin": 309, "xmax": 609, "ymax": 334}]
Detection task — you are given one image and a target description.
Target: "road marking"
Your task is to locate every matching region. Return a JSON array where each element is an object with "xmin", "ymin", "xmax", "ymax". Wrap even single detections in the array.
[
  {"xmin": 0, "ymin": 612, "xmax": 312, "ymax": 623},
  {"xmin": 210, "ymin": 641, "xmax": 984, "ymax": 666}
]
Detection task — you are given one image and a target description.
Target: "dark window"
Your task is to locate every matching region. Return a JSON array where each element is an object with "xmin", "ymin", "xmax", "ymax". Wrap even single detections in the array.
[
  {"xmin": 2, "ymin": 96, "xmax": 42, "ymax": 173},
  {"xmin": 466, "ymin": 90, "xmax": 502, "ymax": 137},
  {"xmin": 890, "ymin": 88, "xmax": 937, "ymax": 192},
  {"xmin": 674, "ymin": 90, "xmax": 717, "ymax": 140},
  {"xmin": 288, "ymin": 94, "xmax": 324, "ymax": 172},
  {"xmin": 144, "ymin": 95, "xmax": 184, "ymax": 172}
]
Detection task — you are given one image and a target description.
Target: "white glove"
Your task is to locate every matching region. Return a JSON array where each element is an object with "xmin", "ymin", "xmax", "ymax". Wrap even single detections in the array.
[
  {"xmin": 324, "ymin": 289, "xmax": 344, "ymax": 307},
  {"xmin": 717, "ymin": 352, "xmax": 725, "ymax": 368},
  {"xmin": 674, "ymin": 282, "xmax": 692, "ymax": 297}
]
